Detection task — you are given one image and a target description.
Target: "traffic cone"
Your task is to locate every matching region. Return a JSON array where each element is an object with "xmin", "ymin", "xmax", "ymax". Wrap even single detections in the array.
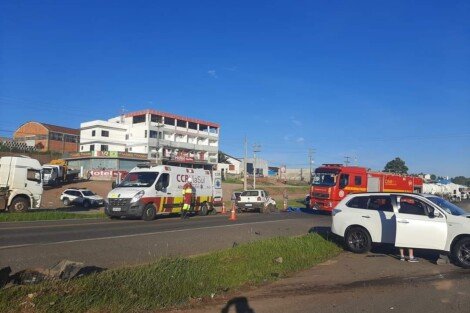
[
  {"xmin": 229, "ymin": 206, "xmax": 237, "ymax": 221},
  {"xmin": 221, "ymin": 202, "xmax": 227, "ymax": 214}
]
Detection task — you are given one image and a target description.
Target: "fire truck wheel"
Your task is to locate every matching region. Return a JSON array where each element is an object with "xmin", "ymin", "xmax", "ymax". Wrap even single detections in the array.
[
  {"xmin": 9, "ymin": 197, "xmax": 30, "ymax": 212},
  {"xmin": 199, "ymin": 202, "xmax": 209, "ymax": 216},
  {"xmin": 142, "ymin": 204, "xmax": 156, "ymax": 221},
  {"xmin": 345, "ymin": 226, "xmax": 372, "ymax": 254}
]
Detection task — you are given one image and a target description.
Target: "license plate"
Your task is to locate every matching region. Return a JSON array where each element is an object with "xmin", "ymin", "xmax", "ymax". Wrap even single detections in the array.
[
  {"xmin": 112, "ymin": 207, "xmax": 121, "ymax": 212},
  {"xmin": 245, "ymin": 203, "xmax": 252, "ymax": 207}
]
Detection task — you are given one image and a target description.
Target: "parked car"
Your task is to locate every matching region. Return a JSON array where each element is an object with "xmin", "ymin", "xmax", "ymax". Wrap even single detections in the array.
[
  {"xmin": 60, "ymin": 188, "xmax": 104, "ymax": 208},
  {"xmin": 331, "ymin": 193, "xmax": 470, "ymax": 269},
  {"xmin": 237, "ymin": 189, "xmax": 277, "ymax": 213}
]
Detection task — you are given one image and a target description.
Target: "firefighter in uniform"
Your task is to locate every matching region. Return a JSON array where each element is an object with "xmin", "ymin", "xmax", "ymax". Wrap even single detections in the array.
[{"xmin": 181, "ymin": 177, "xmax": 193, "ymax": 219}]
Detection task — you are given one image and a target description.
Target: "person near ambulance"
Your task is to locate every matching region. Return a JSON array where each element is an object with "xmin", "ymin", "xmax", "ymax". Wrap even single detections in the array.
[{"xmin": 181, "ymin": 177, "xmax": 194, "ymax": 219}]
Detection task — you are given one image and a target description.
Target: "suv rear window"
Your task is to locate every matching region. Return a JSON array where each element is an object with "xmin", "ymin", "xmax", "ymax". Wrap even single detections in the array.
[
  {"xmin": 346, "ymin": 196, "xmax": 368, "ymax": 209},
  {"xmin": 241, "ymin": 191, "xmax": 259, "ymax": 197}
]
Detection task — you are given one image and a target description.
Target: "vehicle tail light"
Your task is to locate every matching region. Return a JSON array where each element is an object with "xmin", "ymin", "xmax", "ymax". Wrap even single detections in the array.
[{"xmin": 257, "ymin": 197, "xmax": 261, "ymax": 201}]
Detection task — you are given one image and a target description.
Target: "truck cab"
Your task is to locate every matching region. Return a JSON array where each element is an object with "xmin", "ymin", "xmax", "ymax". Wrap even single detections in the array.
[{"xmin": 0, "ymin": 156, "xmax": 43, "ymax": 211}]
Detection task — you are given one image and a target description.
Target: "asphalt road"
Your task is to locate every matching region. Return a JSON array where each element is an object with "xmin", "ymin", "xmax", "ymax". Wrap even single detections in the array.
[{"xmin": 0, "ymin": 211, "xmax": 330, "ymax": 272}]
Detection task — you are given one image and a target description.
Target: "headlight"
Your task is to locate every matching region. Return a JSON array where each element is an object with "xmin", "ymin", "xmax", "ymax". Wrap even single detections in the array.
[{"xmin": 131, "ymin": 190, "xmax": 145, "ymax": 203}]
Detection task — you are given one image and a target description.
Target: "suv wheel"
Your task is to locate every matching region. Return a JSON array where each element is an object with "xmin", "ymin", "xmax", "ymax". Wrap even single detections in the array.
[
  {"xmin": 345, "ymin": 226, "xmax": 372, "ymax": 254},
  {"xmin": 82, "ymin": 200, "xmax": 90, "ymax": 209},
  {"xmin": 62, "ymin": 198, "xmax": 70, "ymax": 206},
  {"xmin": 452, "ymin": 237, "xmax": 470, "ymax": 269}
]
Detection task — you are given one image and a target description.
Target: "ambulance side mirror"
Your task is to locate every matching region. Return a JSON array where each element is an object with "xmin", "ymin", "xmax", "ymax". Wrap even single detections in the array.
[{"xmin": 112, "ymin": 181, "xmax": 117, "ymax": 189}]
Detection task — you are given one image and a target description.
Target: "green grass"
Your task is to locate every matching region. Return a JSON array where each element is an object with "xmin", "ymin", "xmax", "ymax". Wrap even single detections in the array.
[
  {"xmin": 0, "ymin": 211, "xmax": 106, "ymax": 222},
  {"xmin": 0, "ymin": 234, "xmax": 341, "ymax": 313}
]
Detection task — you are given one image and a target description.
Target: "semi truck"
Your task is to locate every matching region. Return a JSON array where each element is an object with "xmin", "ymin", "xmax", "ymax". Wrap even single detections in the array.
[
  {"xmin": 309, "ymin": 164, "xmax": 423, "ymax": 212},
  {"xmin": 0, "ymin": 156, "xmax": 43, "ymax": 212},
  {"xmin": 42, "ymin": 159, "xmax": 80, "ymax": 186}
]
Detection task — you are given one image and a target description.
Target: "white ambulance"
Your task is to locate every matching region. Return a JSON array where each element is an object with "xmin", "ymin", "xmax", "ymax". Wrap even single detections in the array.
[{"xmin": 105, "ymin": 164, "xmax": 223, "ymax": 220}]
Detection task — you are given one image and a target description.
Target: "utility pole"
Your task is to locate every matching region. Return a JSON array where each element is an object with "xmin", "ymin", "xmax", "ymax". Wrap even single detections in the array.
[
  {"xmin": 253, "ymin": 144, "xmax": 261, "ymax": 189},
  {"xmin": 308, "ymin": 148, "xmax": 315, "ymax": 183},
  {"xmin": 344, "ymin": 156, "xmax": 351, "ymax": 166},
  {"xmin": 244, "ymin": 137, "xmax": 248, "ymax": 191},
  {"xmin": 155, "ymin": 122, "xmax": 163, "ymax": 164}
]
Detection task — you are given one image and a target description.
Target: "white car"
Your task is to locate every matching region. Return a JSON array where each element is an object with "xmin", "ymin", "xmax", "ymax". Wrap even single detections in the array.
[
  {"xmin": 237, "ymin": 190, "xmax": 277, "ymax": 213},
  {"xmin": 332, "ymin": 193, "xmax": 470, "ymax": 269},
  {"xmin": 60, "ymin": 188, "xmax": 104, "ymax": 208}
]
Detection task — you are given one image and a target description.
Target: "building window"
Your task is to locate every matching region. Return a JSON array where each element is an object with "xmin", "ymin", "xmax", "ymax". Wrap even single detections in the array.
[
  {"xmin": 101, "ymin": 130, "xmax": 109, "ymax": 137},
  {"xmin": 90, "ymin": 144, "xmax": 95, "ymax": 151},
  {"xmin": 177, "ymin": 120, "xmax": 187, "ymax": 128},
  {"xmin": 144, "ymin": 130, "xmax": 147, "ymax": 138},
  {"xmin": 199, "ymin": 124, "xmax": 208, "ymax": 132},
  {"xmin": 164, "ymin": 117, "xmax": 175, "ymax": 126},
  {"xmin": 64, "ymin": 134, "xmax": 78, "ymax": 143},
  {"xmin": 133, "ymin": 115, "xmax": 146, "ymax": 124},
  {"xmin": 125, "ymin": 134, "xmax": 129, "ymax": 140},
  {"xmin": 129, "ymin": 147, "xmax": 132, "ymax": 151},
  {"xmin": 49, "ymin": 132, "xmax": 63, "ymax": 141},
  {"xmin": 151, "ymin": 114, "xmax": 162, "ymax": 123},
  {"xmin": 150, "ymin": 130, "xmax": 161, "ymax": 139},
  {"xmin": 188, "ymin": 122, "xmax": 198, "ymax": 130},
  {"xmin": 80, "ymin": 146, "xmax": 84, "ymax": 151},
  {"xmin": 101, "ymin": 145, "xmax": 108, "ymax": 151},
  {"xmin": 92, "ymin": 130, "xmax": 96, "ymax": 137}
]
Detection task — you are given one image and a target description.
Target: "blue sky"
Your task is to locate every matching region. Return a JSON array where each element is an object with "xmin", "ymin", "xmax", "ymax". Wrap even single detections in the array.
[{"xmin": 1, "ymin": 0, "xmax": 469, "ymax": 176}]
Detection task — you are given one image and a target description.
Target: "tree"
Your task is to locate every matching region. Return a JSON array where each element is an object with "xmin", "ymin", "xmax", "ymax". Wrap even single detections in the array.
[
  {"xmin": 384, "ymin": 157, "xmax": 408, "ymax": 174},
  {"xmin": 430, "ymin": 174, "xmax": 437, "ymax": 181},
  {"xmin": 452, "ymin": 176, "xmax": 470, "ymax": 187}
]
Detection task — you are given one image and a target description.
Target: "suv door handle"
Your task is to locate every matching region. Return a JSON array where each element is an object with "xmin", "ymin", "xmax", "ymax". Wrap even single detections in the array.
[
  {"xmin": 398, "ymin": 220, "xmax": 409, "ymax": 224},
  {"xmin": 362, "ymin": 215, "xmax": 370, "ymax": 218}
]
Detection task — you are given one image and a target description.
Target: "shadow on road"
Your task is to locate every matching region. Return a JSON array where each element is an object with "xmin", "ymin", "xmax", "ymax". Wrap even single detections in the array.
[{"xmin": 221, "ymin": 297, "xmax": 255, "ymax": 313}]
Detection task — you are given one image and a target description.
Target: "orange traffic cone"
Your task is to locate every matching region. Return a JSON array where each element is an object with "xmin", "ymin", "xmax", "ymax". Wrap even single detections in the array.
[
  {"xmin": 221, "ymin": 202, "xmax": 227, "ymax": 214},
  {"xmin": 229, "ymin": 206, "xmax": 237, "ymax": 221}
]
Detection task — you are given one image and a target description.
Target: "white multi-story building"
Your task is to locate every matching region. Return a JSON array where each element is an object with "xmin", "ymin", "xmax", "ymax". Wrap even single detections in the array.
[{"xmin": 79, "ymin": 109, "xmax": 220, "ymax": 166}]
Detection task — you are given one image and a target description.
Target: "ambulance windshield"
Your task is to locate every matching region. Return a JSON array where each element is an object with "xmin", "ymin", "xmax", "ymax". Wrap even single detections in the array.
[
  {"xmin": 312, "ymin": 173, "xmax": 337, "ymax": 187},
  {"xmin": 119, "ymin": 172, "xmax": 158, "ymax": 188}
]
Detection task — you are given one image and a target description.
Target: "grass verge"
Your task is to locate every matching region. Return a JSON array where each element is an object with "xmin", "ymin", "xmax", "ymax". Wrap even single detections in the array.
[
  {"xmin": 0, "ymin": 211, "xmax": 106, "ymax": 222},
  {"xmin": 0, "ymin": 234, "xmax": 341, "ymax": 313}
]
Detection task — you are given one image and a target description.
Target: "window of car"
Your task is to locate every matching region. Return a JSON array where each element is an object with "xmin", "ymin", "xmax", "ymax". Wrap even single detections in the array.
[
  {"xmin": 241, "ymin": 191, "xmax": 259, "ymax": 197},
  {"xmin": 354, "ymin": 176, "xmax": 362, "ymax": 186},
  {"xmin": 81, "ymin": 190, "xmax": 96, "ymax": 196},
  {"xmin": 346, "ymin": 196, "xmax": 369, "ymax": 209},
  {"xmin": 156, "ymin": 173, "xmax": 170, "ymax": 190},
  {"xmin": 64, "ymin": 190, "xmax": 74, "ymax": 196},
  {"xmin": 368, "ymin": 196, "xmax": 393, "ymax": 212},
  {"xmin": 398, "ymin": 196, "xmax": 429, "ymax": 216}
]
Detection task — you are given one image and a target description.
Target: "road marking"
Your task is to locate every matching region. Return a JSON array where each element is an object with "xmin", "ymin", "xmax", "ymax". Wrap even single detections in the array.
[{"xmin": 0, "ymin": 219, "xmax": 298, "ymax": 250}]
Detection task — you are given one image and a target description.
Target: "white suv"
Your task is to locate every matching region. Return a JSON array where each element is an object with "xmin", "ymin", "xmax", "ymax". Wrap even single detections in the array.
[
  {"xmin": 332, "ymin": 193, "xmax": 470, "ymax": 268},
  {"xmin": 60, "ymin": 188, "xmax": 104, "ymax": 208},
  {"xmin": 237, "ymin": 190, "xmax": 277, "ymax": 213}
]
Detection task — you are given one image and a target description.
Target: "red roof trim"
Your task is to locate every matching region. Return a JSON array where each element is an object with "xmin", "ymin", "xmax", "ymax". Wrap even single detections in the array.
[{"xmin": 124, "ymin": 109, "xmax": 220, "ymax": 128}]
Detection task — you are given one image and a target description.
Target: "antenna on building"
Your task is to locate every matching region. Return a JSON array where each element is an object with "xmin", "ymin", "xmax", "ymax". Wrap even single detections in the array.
[{"xmin": 344, "ymin": 156, "xmax": 351, "ymax": 166}]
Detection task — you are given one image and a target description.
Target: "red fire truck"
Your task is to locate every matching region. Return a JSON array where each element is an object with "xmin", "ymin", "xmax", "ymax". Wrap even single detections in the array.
[{"xmin": 309, "ymin": 164, "xmax": 423, "ymax": 212}]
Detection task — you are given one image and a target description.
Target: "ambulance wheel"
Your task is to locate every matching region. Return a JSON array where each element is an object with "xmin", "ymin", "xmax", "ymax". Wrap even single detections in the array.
[
  {"xmin": 199, "ymin": 202, "xmax": 209, "ymax": 216},
  {"xmin": 142, "ymin": 204, "xmax": 156, "ymax": 221}
]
